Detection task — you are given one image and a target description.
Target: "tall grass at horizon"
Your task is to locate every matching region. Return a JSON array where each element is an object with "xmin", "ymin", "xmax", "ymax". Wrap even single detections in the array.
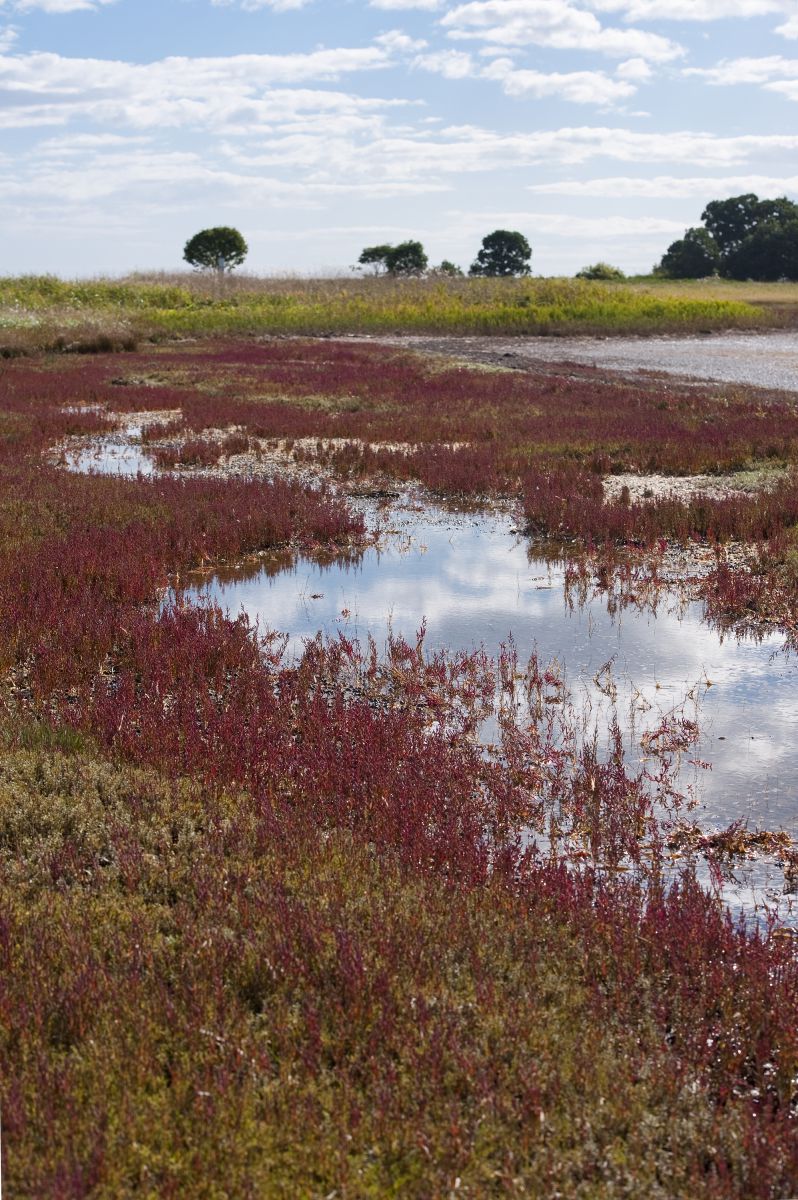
[{"xmin": 0, "ymin": 271, "xmax": 772, "ymax": 352}]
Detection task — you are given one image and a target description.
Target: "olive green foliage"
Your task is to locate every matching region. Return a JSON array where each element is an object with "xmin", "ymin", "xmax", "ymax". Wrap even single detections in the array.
[
  {"xmin": 358, "ymin": 241, "xmax": 428, "ymax": 276},
  {"xmin": 725, "ymin": 220, "xmax": 798, "ymax": 281},
  {"xmin": 436, "ymin": 259, "xmax": 464, "ymax": 277},
  {"xmin": 183, "ymin": 226, "xmax": 248, "ymax": 273},
  {"xmin": 659, "ymin": 194, "xmax": 798, "ymax": 280},
  {"xmin": 469, "ymin": 229, "xmax": 532, "ymax": 277},
  {"xmin": 0, "ymin": 272, "xmax": 767, "ymax": 355},
  {"xmin": 656, "ymin": 228, "xmax": 720, "ymax": 280},
  {"xmin": 357, "ymin": 243, "xmax": 394, "ymax": 272},
  {"xmin": 576, "ymin": 262, "xmax": 626, "ymax": 281}
]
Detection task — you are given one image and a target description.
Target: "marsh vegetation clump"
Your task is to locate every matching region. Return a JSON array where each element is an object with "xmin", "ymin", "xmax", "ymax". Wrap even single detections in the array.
[{"xmin": 2, "ymin": 340, "xmax": 798, "ymax": 1195}]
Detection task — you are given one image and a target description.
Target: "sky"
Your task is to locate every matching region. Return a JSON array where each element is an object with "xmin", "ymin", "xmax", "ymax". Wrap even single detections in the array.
[{"xmin": 2, "ymin": 0, "xmax": 798, "ymax": 277}]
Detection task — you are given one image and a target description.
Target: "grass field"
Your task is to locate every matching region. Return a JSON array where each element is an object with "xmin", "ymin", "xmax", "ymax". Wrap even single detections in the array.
[{"xmin": 0, "ymin": 271, "xmax": 784, "ymax": 354}]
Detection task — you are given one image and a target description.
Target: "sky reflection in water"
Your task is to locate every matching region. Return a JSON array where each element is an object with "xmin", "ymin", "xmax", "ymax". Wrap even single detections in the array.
[{"xmin": 186, "ymin": 505, "xmax": 798, "ymax": 842}]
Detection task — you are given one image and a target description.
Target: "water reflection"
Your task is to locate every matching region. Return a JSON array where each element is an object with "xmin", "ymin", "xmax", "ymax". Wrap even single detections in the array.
[
  {"xmin": 64, "ymin": 423, "xmax": 156, "ymax": 477},
  {"xmin": 184, "ymin": 506, "xmax": 798, "ymax": 844}
]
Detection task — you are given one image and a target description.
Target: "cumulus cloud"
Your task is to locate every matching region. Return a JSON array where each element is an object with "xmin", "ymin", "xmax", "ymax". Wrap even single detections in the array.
[
  {"xmin": 0, "ymin": 45, "xmax": 408, "ymax": 131},
  {"xmin": 686, "ymin": 54, "xmax": 798, "ymax": 85},
  {"xmin": 615, "ymin": 56, "xmax": 652, "ymax": 81},
  {"xmin": 482, "ymin": 56, "xmax": 636, "ymax": 102},
  {"xmin": 374, "ymin": 28, "xmax": 428, "ymax": 51},
  {"xmin": 776, "ymin": 14, "xmax": 798, "ymax": 36},
  {"xmin": 413, "ymin": 48, "xmax": 476, "ymax": 78},
  {"xmin": 685, "ymin": 54, "xmax": 798, "ymax": 99},
  {"xmin": 441, "ymin": 0, "xmax": 683, "ymax": 62},
  {"xmin": 414, "ymin": 46, "xmax": 638, "ymax": 103}
]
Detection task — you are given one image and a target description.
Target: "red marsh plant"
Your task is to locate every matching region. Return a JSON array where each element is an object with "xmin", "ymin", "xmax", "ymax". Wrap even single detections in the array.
[
  {"xmin": 89, "ymin": 341, "xmax": 798, "ymax": 633},
  {"xmin": 1, "ymin": 341, "xmax": 798, "ymax": 1194}
]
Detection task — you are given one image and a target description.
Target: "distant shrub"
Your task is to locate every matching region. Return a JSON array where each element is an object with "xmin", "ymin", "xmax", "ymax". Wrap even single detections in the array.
[{"xmin": 576, "ymin": 262, "xmax": 626, "ymax": 281}]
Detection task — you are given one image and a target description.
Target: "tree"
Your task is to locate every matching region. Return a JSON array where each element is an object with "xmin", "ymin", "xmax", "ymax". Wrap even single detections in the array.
[
  {"xmin": 183, "ymin": 226, "xmax": 248, "ymax": 273},
  {"xmin": 723, "ymin": 220, "xmax": 798, "ymax": 281},
  {"xmin": 357, "ymin": 244, "xmax": 393, "ymax": 274},
  {"xmin": 701, "ymin": 194, "xmax": 761, "ymax": 256},
  {"xmin": 656, "ymin": 191, "xmax": 798, "ymax": 281},
  {"xmin": 755, "ymin": 196, "xmax": 798, "ymax": 228},
  {"xmin": 656, "ymin": 227, "xmax": 720, "ymax": 279},
  {"xmin": 576, "ymin": 262, "xmax": 626, "ymax": 281},
  {"xmin": 469, "ymin": 230, "xmax": 531, "ymax": 277},
  {"xmin": 437, "ymin": 260, "xmax": 464, "ymax": 277},
  {"xmin": 384, "ymin": 241, "xmax": 428, "ymax": 276},
  {"xmin": 356, "ymin": 241, "xmax": 428, "ymax": 276}
]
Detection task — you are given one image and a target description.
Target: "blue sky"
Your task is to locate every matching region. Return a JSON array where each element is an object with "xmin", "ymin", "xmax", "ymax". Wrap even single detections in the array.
[{"xmin": 2, "ymin": 0, "xmax": 798, "ymax": 276}]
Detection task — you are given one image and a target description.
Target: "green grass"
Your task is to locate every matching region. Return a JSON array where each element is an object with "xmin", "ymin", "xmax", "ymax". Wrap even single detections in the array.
[{"xmin": 0, "ymin": 272, "xmax": 773, "ymax": 353}]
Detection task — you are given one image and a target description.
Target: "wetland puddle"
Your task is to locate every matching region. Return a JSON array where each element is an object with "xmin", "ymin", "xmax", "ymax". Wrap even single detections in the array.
[
  {"xmin": 67, "ymin": 398, "xmax": 798, "ymax": 913},
  {"xmin": 185, "ymin": 506, "xmax": 798, "ymax": 847}
]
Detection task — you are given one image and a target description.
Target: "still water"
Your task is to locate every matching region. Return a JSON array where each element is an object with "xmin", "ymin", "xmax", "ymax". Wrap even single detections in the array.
[
  {"xmin": 185, "ymin": 505, "xmax": 798, "ymax": 844},
  {"xmin": 67, "ymin": 417, "xmax": 798, "ymax": 912},
  {"xmin": 66, "ymin": 422, "xmax": 155, "ymax": 476}
]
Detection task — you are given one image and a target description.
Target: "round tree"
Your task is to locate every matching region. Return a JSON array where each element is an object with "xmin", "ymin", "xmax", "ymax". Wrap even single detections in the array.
[
  {"xmin": 183, "ymin": 227, "xmax": 248, "ymax": 273},
  {"xmin": 357, "ymin": 244, "xmax": 393, "ymax": 273},
  {"xmin": 469, "ymin": 230, "xmax": 531, "ymax": 277},
  {"xmin": 384, "ymin": 240, "xmax": 428, "ymax": 276},
  {"xmin": 701, "ymin": 194, "xmax": 761, "ymax": 257},
  {"xmin": 657, "ymin": 227, "xmax": 719, "ymax": 279},
  {"xmin": 724, "ymin": 221, "xmax": 798, "ymax": 281}
]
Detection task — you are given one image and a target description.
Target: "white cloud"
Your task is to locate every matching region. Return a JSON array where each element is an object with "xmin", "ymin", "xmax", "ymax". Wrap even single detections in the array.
[
  {"xmin": 210, "ymin": 0, "xmax": 311, "ymax": 10},
  {"xmin": 0, "ymin": 45, "xmax": 407, "ymax": 132},
  {"xmin": 374, "ymin": 28, "xmax": 428, "ymax": 51},
  {"xmin": 4, "ymin": 143, "xmax": 451, "ymax": 205},
  {"xmin": 686, "ymin": 54, "xmax": 798, "ymax": 84},
  {"xmin": 370, "ymin": 0, "xmax": 442, "ymax": 8},
  {"xmin": 441, "ymin": 0, "xmax": 683, "ymax": 62},
  {"xmin": 776, "ymin": 14, "xmax": 798, "ymax": 36},
  {"xmin": 414, "ymin": 48, "xmax": 476, "ymax": 77},
  {"xmin": 586, "ymin": 0, "xmax": 791, "ymax": 20},
  {"xmin": 685, "ymin": 53, "xmax": 798, "ymax": 99},
  {"xmin": 616, "ymin": 56, "xmax": 652, "ymax": 81},
  {"xmin": 767, "ymin": 77, "xmax": 798, "ymax": 97},
  {"xmin": 7, "ymin": 0, "xmax": 115, "ymax": 10},
  {"xmin": 1, "ymin": 35, "xmax": 796, "ymax": 184},
  {"xmin": 416, "ymin": 47, "xmax": 639, "ymax": 103},
  {"xmin": 527, "ymin": 173, "xmax": 798, "ymax": 196},
  {"xmin": 482, "ymin": 55, "xmax": 636, "ymax": 102},
  {"xmin": 446, "ymin": 207, "xmax": 687, "ymax": 236}
]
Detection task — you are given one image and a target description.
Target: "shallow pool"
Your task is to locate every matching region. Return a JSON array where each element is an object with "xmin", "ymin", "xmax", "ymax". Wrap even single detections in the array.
[{"xmin": 184, "ymin": 505, "xmax": 798, "ymax": 845}]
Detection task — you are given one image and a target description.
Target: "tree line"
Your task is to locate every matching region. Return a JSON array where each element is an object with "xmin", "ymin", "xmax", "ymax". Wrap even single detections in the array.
[
  {"xmin": 181, "ymin": 227, "xmax": 533, "ymax": 279},
  {"xmin": 357, "ymin": 230, "xmax": 532, "ymax": 278},
  {"xmin": 181, "ymin": 200, "xmax": 798, "ymax": 285},
  {"xmin": 657, "ymin": 193, "xmax": 798, "ymax": 280}
]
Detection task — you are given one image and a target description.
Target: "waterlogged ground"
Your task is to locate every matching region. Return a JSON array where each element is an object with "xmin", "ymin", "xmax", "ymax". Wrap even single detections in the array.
[
  {"xmin": 68, "ymin": 410, "xmax": 798, "ymax": 910},
  {"xmin": 185, "ymin": 504, "xmax": 798, "ymax": 905},
  {"xmin": 385, "ymin": 330, "xmax": 798, "ymax": 392},
  {"xmin": 13, "ymin": 337, "xmax": 798, "ymax": 1194}
]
